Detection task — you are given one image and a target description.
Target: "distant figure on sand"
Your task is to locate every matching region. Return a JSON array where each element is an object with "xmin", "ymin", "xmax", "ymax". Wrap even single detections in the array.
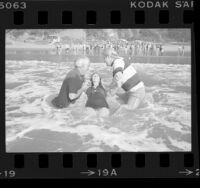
[
  {"xmin": 103, "ymin": 48, "xmax": 145, "ymax": 111},
  {"xmin": 85, "ymin": 73, "xmax": 109, "ymax": 117},
  {"xmin": 178, "ymin": 45, "xmax": 185, "ymax": 56},
  {"xmin": 52, "ymin": 57, "xmax": 90, "ymax": 108}
]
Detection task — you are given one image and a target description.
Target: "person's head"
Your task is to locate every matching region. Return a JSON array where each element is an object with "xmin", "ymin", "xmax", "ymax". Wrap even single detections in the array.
[
  {"xmin": 102, "ymin": 48, "xmax": 119, "ymax": 66},
  {"xmin": 91, "ymin": 73, "xmax": 103, "ymax": 88},
  {"xmin": 74, "ymin": 57, "xmax": 90, "ymax": 76}
]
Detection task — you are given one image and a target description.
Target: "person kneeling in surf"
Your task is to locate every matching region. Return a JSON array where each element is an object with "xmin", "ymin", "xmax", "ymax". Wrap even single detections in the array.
[
  {"xmin": 103, "ymin": 48, "xmax": 145, "ymax": 110},
  {"xmin": 85, "ymin": 73, "xmax": 109, "ymax": 117},
  {"xmin": 52, "ymin": 57, "xmax": 90, "ymax": 108}
]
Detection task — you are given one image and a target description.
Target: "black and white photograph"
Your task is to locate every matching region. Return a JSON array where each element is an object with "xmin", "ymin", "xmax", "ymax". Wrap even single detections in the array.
[{"xmin": 5, "ymin": 29, "xmax": 191, "ymax": 152}]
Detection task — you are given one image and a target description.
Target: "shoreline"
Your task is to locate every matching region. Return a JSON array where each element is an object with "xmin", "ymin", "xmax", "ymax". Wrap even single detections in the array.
[
  {"xmin": 6, "ymin": 41, "xmax": 191, "ymax": 51},
  {"xmin": 5, "ymin": 42, "xmax": 191, "ymax": 64}
]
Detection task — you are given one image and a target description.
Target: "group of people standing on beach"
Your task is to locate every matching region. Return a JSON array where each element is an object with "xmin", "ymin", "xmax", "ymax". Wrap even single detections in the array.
[
  {"xmin": 51, "ymin": 48, "xmax": 146, "ymax": 117},
  {"xmin": 54, "ymin": 39, "xmax": 165, "ymax": 57}
]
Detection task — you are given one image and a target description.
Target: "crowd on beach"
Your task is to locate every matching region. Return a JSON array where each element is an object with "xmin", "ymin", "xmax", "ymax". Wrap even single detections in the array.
[{"xmin": 51, "ymin": 37, "xmax": 185, "ymax": 57}]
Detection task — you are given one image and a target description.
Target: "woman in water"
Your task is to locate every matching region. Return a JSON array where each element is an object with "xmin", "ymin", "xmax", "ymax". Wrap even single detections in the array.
[{"xmin": 85, "ymin": 73, "xmax": 110, "ymax": 118}]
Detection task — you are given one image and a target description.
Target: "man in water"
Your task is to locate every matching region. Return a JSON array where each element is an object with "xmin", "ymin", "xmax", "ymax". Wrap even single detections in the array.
[
  {"xmin": 103, "ymin": 48, "xmax": 145, "ymax": 110},
  {"xmin": 52, "ymin": 57, "xmax": 90, "ymax": 108}
]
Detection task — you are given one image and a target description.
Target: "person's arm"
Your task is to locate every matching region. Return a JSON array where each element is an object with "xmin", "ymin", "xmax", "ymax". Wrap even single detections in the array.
[
  {"xmin": 108, "ymin": 59, "xmax": 124, "ymax": 96},
  {"xmin": 107, "ymin": 79, "xmax": 119, "ymax": 96},
  {"xmin": 113, "ymin": 58, "xmax": 124, "ymax": 84},
  {"xmin": 106, "ymin": 73, "xmax": 123, "ymax": 96},
  {"xmin": 69, "ymin": 87, "xmax": 84, "ymax": 100},
  {"xmin": 68, "ymin": 81, "xmax": 89, "ymax": 101}
]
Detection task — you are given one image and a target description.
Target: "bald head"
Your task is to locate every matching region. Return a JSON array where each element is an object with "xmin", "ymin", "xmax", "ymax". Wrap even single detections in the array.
[
  {"xmin": 75, "ymin": 57, "xmax": 90, "ymax": 68},
  {"xmin": 102, "ymin": 48, "xmax": 119, "ymax": 59},
  {"xmin": 74, "ymin": 57, "xmax": 90, "ymax": 76}
]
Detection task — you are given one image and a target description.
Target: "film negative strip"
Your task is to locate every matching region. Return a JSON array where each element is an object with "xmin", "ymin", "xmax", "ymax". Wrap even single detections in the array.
[{"xmin": 0, "ymin": 0, "xmax": 199, "ymax": 179}]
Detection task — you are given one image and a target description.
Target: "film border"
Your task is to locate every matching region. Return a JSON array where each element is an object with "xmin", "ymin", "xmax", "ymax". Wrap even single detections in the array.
[{"xmin": 0, "ymin": 0, "xmax": 199, "ymax": 179}]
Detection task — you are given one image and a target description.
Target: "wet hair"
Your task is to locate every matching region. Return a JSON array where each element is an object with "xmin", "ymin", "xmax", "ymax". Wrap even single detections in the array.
[{"xmin": 90, "ymin": 73, "xmax": 104, "ymax": 88}]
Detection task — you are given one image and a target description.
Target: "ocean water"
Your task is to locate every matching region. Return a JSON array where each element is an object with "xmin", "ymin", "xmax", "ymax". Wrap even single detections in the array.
[{"xmin": 5, "ymin": 60, "xmax": 191, "ymax": 152}]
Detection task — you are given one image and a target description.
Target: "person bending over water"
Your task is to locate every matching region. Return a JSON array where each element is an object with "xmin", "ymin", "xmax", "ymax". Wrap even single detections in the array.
[
  {"xmin": 85, "ymin": 73, "xmax": 109, "ymax": 117},
  {"xmin": 103, "ymin": 48, "xmax": 145, "ymax": 111},
  {"xmin": 52, "ymin": 57, "xmax": 90, "ymax": 108}
]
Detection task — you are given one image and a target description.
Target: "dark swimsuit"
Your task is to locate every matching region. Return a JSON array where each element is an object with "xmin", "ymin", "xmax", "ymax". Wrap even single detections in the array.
[{"xmin": 86, "ymin": 86, "xmax": 109, "ymax": 109}]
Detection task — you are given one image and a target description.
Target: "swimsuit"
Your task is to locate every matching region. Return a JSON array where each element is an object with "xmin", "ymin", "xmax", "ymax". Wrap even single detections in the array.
[{"xmin": 86, "ymin": 86, "xmax": 109, "ymax": 109}]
